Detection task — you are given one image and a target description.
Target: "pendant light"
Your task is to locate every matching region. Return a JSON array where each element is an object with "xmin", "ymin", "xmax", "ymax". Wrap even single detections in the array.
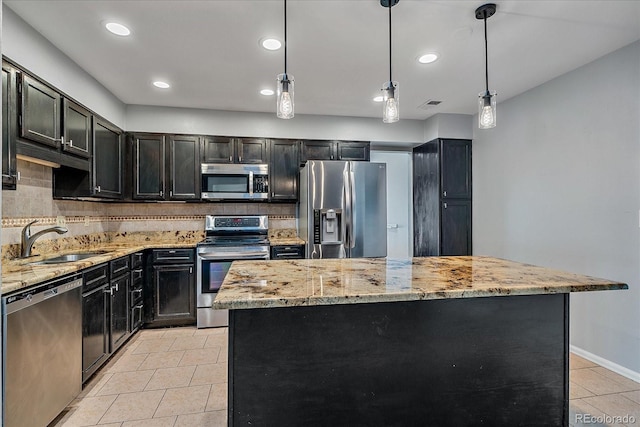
[
  {"xmin": 381, "ymin": 0, "xmax": 399, "ymax": 123},
  {"xmin": 277, "ymin": 0, "xmax": 294, "ymax": 119},
  {"xmin": 476, "ymin": 3, "xmax": 497, "ymax": 129}
]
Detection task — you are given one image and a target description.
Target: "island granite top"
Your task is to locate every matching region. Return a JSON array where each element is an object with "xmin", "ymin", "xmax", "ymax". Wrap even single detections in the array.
[{"xmin": 213, "ymin": 256, "xmax": 628, "ymax": 310}]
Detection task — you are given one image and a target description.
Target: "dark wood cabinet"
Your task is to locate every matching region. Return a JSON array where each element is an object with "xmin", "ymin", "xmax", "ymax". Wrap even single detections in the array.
[
  {"xmin": 301, "ymin": 140, "xmax": 337, "ymax": 161},
  {"xmin": 131, "ymin": 133, "xmax": 165, "ymax": 200},
  {"xmin": 441, "ymin": 199, "xmax": 472, "ymax": 256},
  {"xmin": 110, "ymin": 271, "xmax": 130, "ymax": 352},
  {"xmin": 82, "ymin": 264, "xmax": 110, "ymax": 383},
  {"xmin": 146, "ymin": 249, "xmax": 196, "ymax": 327},
  {"xmin": 19, "ymin": 73, "xmax": 61, "ymax": 148},
  {"xmin": 441, "ymin": 139, "xmax": 472, "ymax": 199},
  {"xmin": 300, "ymin": 140, "xmax": 370, "ymax": 163},
  {"xmin": 2, "ymin": 64, "xmax": 17, "ymax": 190},
  {"xmin": 337, "ymin": 141, "xmax": 370, "ymax": 161},
  {"xmin": 62, "ymin": 98, "xmax": 92, "ymax": 159},
  {"xmin": 413, "ymin": 138, "xmax": 472, "ymax": 256},
  {"xmin": 269, "ymin": 139, "xmax": 299, "ymax": 201},
  {"xmin": 202, "ymin": 136, "xmax": 234, "ymax": 163},
  {"xmin": 168, "ymin": 134, "xmax": 200, "ymax": 200},
  {"xmin": 131, "ymin": 133, "xmax": 200, "ymax": 200},
  {"xmin": 202, "ymin": 136, "xmax": 268, "ymax": 164},
  {"xmin": 93, "ymin": 117, "xmax": 123, "ymax": 198},
  {"xmin": 236, "ymin": 138, "xmax": 268, "ymax": 163}
]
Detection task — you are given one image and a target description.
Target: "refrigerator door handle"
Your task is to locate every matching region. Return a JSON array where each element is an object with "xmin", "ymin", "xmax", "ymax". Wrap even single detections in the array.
[
  {"xmin": 343, "ymin": 167, "xmax": 352, "ymax": 250},
  {"xmin": 349, "ymin": 167, "xmax": 356, "ymax": 249}
]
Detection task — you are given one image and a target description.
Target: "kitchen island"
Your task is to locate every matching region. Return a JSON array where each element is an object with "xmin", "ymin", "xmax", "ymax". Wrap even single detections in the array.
[{"xmin": 213, "ymin": 256, "xmax": 627, "ymax": 426}]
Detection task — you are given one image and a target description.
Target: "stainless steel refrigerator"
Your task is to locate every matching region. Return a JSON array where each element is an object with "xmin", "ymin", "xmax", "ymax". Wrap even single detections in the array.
[{"xmin": 299, "ymin": 160, "xmax": 387, "ymax": 259}]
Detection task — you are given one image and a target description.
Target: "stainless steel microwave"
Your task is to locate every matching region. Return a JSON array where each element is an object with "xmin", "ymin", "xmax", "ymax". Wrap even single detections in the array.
[{"xmin": 201, "ymin": 163, "xmax": 269, "ymax": 200}]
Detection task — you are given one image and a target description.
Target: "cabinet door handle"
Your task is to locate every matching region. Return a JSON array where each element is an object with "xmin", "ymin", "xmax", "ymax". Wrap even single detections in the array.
[
  {"xmin": 95, "ymin": 185, "xmax": 101, "ymax": 193},
  {"xmin": 443, "ymin": 191, "xmax": 447, "ymax": 197},
  {"xmin": 189, "ymin": 267, "xmax": 193, "ymax": 274},
  {"xmin": 444, "ymin": 202, "xmax": 448, "ymax": 209},
  {"xmin": 103, "ymin": 287, "xmax": 113, "ymax": 296},
  {"xmin": 159, "ymin": 190, "xmax": 163, "ymax": 197},
  {"xmin": 170, "ymin": 190, "xmax": 173, "ymax": 197},
  {"xmin": 239, "ymin": 156, "xmax": 242, "ymax": 162},
  {"xmin": 229, "ymin": 156, "xmax": 232, "ymax": 162}
]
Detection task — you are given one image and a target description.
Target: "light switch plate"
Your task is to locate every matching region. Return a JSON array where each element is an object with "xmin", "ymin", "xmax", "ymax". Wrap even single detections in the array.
[{"xmin": 56, "ymin": 215, "xmax": 66, "ymax": 227}]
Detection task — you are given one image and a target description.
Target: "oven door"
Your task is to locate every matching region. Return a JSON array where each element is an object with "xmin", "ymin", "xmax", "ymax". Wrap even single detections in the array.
[{"xmin": 196, "ymin": 245, "xmax": 270, "ymax": 328}]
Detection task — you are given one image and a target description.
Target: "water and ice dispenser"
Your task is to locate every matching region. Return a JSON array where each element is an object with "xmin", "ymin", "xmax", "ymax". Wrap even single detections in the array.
[{"xmin": 313, "ymin": 209, "xmax": 343, "ymax": 244}]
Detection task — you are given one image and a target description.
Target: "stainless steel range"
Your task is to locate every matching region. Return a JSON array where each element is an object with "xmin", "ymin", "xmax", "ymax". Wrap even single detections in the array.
[{"xmin": 196, "ymin": 215, "xmax": 270, "ymax": 328}]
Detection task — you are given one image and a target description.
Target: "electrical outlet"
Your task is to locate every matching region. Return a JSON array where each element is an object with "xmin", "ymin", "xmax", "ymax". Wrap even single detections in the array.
[
  {"xmin": 56, "ymin": 216, "xmax": 66, "ymax": 227},
  {"xmin": 84, "ymin": 216, "xmax": 90, "ymax": 227}
]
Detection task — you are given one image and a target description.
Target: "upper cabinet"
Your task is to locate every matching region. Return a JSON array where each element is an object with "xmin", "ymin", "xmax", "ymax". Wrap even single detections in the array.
[
  {"xmin": 2, "ymin": 64, "xmax": 18, "ymax": 190},
  {"xmin": 440, "ymin": 139, "xmax": 472, "ymax": 199},
  {"xmin": 269, "ymin": 139, "xmax": 300, "ymax": 201},
  {"xmin": 201, "ymin": 136, "xmax": 268, "ymax": 164},
  {"xmin": 6, "ymin": 61, "xmax": 90, "ymax": 171},
  {"xmin": 168, "ymin": 135, "xmax": 200, "ymax": 200},
  {"xmin": 62, "ymin": 98, "xmax": 92, "ymax": 159},
  {"xmin": 131, "ymin": 133, "xmax": 200, "ymax": 201},
  {"xmin": 300, "ymin": 140, "xmax": 370, "ymax": 163},
  {"xmin": 131, "ymin": 133, "xmax": 165, "ymax": 200},
  {"xmin": 92, "ymin": 117, "xmax": 124, "ymax": 198},
  {"xmin": 19, "ymin": 73, "xmax": 61, "ymax": 148}
]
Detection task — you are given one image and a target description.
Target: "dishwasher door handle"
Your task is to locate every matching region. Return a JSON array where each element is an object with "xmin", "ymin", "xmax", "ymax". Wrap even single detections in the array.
[{"xmin": 3, "ymin": 277, "xmax": 83, "ymax": 314}]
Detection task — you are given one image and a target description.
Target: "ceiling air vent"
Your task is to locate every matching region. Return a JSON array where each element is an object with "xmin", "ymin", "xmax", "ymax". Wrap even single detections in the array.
[{"xmin": 418, "ymin": 100, "xmax": 443, "ymax": 110}]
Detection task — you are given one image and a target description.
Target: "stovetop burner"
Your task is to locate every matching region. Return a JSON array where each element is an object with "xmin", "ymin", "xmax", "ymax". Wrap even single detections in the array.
[{"xmin": 199, "ymin": 215, "xmax": 269, "ymax": 247}]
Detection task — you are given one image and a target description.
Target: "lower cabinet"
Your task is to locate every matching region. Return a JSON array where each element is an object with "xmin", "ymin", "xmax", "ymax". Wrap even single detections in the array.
[
  {"xmin": 145, "ymin": 249, "xmax": 196, "ymax": 327},
  {"xmin": 82, "ymin": 255, "xmax": 134, "ymax": 384},
  {"xmin": 82, "ymin": 264, "xmax": 110, "ymax": 383}
]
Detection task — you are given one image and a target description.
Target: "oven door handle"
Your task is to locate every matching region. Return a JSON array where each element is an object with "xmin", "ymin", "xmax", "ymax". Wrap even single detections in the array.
[{"xmin": 198, "ymin": 251, "xmax": 269, "ymax": 260}]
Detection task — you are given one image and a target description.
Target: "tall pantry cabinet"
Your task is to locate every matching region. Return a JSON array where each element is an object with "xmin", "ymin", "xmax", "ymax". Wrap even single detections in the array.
[{"xmin": 413, "ymin": 139, "xmax": 472, "ymax": 256}]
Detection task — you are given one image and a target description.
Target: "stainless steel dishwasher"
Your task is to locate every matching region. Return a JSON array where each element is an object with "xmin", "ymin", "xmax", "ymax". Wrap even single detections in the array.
[{"xmin": 2, "ymin": 274, "xmax": 83, "ymax": 427}]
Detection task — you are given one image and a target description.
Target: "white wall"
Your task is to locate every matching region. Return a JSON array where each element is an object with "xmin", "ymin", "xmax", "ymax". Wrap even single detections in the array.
[
  {"xmin": 473, "ymin": 41, "xmax": 640, "ymax": 378},
  {"xmin": 423, "ymin": 113, "xmax": 473, "ymax": 142},
  {"xmin": 371, "ymin": 150, "xmax": 413, "ymax": 259},
  {"xmin": 126, "ymin": 105, "xmax": 425, "ymax": 145},
  {"xmin": 2, "ymin": 5, "xmax": 126, "ymax": 128}
]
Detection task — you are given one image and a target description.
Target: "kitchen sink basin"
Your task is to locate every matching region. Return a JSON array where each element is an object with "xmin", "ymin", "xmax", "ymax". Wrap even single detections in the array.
[{"xmin": 28, "ymin": 251, "xmax": 108, "ymax": 265}]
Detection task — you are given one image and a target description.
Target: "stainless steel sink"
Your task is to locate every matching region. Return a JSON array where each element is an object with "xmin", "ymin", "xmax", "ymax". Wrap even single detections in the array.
[{"xmin": 28, "ymin": 251, "xmax": 108, "ymax": 265}]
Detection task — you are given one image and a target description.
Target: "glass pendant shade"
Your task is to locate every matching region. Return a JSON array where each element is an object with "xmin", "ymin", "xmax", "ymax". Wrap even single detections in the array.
[
  {"xmin": 382, "ymin": 81, "xmax": 399, "ymax": 123},
  {"xmin": 277, "ymin": 73, "xmax": 294, "ymax": 119},
  {"xmin": 478, "ymin": 90, "xmax": 497, "ymax": 129}
]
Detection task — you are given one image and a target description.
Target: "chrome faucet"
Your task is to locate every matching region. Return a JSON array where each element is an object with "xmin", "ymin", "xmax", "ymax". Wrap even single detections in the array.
[{"xmin": 21, "ymin": 220, "xmax": 68, "ymax": 258}]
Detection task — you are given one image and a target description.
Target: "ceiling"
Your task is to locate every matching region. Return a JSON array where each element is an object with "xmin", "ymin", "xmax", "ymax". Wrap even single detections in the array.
[{"xmin": 5, "ymin": 1, "xmax": 640, "ymax": 121}]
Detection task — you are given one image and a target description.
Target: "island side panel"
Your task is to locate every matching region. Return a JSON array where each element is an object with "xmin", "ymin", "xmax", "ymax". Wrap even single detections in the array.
[{"xmin": 228, "ymin": 294, "xmax": 569, "ymax": 427}]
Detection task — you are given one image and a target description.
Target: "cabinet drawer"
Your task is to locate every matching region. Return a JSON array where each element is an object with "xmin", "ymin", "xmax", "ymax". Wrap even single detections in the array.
[
  {"xmin": 110, "ymin": 256, "xmax": 130, "ymax": 277},
  {"xmin": 152, "ymin": 249, "xmax": 194, "ymax": 264},
  {"xmin": 271, "ymin": 245, "xmax": 305, "ymax": 259},
  {"xmin": 83, "ymin": 263, "xmax": 109, "ymax": 292},
  {"xmin": 131, "ymin": 252, "xmax": 144, "ymax": 268}
]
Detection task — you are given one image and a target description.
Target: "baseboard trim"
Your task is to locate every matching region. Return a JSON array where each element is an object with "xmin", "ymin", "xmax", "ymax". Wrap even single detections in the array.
[{"xmin": 570, "ymin": 344, "xmax": 640, "ymax": 383}]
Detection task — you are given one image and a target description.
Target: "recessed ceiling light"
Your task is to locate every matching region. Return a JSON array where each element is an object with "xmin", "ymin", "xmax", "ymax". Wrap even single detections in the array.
[
  {"xmin": 260, "ymin": 89, "xmax": 275, "ymax": 96},
  {"xmin": 261, "ymin": 38, "xmax": 282, "ymax": 51},
  {"xmin": 153, "ymin": 81, "xmax": 170, "ymax": 89},
  {"xmin": 105, "ymin": 22, "xmax": 131, "ymax": 36},
  {"xmin": 373, "ymin": 96, "xmax": 384, "ymax": 102},
  {"xmin": 417, "ymin": 53, "xmax": 439, "ymax": 64}
]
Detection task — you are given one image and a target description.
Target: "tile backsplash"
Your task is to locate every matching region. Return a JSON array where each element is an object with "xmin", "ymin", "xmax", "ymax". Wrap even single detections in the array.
[{"xmin": 2, "ymin": 160, "xmax": 297, "ymax": 248}]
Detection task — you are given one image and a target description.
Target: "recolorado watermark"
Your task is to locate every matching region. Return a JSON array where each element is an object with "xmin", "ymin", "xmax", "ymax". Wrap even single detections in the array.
[{"xmin": 575, "ymin": 413, "xmax": 636, "ymax": 424}]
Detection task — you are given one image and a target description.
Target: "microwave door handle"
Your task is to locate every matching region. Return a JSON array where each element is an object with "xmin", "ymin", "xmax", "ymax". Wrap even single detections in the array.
[{"xmin": 249, "ymin": 171, "xmax": 254, "ymax": 196}]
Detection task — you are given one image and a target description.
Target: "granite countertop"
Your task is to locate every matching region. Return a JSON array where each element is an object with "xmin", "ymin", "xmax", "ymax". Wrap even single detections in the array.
[
  {"xmin": 213, "ymin": 256, "xmax": 628, "ymax": 310},
  {"xmin": 2, "ymin": 233, "xmax": 305, "ymax": 294},
  {"xmin": 1, "ymin": 240, "xmax": 199, "ymax": 294}
]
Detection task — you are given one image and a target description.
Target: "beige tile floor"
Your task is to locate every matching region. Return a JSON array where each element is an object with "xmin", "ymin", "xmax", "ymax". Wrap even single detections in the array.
[{"xmin": 51, "ymin": 327, "xmax": 640, "ymax": 427}]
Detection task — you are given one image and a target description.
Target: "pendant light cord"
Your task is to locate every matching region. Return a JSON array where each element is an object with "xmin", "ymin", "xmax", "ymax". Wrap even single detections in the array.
[
  {"xmin": 483, "ymin": 12, "xmax": 489, "ymax": 94},
  {"xmin": 388, "ymin": 3, "xmax": 392, "ymax": 83},
  {"xmin": 284, "ymin": 0, "xmax": 287, "ymax": 76}
]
